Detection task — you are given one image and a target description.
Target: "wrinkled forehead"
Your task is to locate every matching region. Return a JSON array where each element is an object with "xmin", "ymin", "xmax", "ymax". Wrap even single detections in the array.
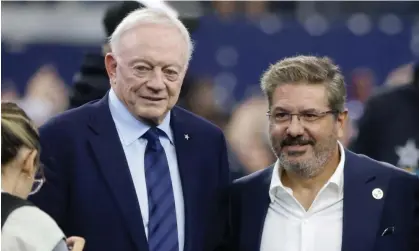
[
  {"xmin": 271, "ymin": 83, "xmax": 330, "ymax": 111},
  {"xmin": 116, "ymin": 23, "xmax": 188, "ymax": 65}
]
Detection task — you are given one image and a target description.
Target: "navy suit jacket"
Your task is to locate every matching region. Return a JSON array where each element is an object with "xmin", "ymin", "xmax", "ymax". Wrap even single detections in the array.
[
  {"xmin": 227, "ymin": 150, "xmax": 419, "ymax": 251},
  {"xmin": 29, "ymin": 94, "xmax": 230, "ymax": 251}
]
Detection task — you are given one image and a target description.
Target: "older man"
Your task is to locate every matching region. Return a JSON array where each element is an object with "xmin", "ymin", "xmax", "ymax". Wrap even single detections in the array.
[
  {"xmin": 226, "ymin": 56, "xmax": 419, "ymax": 251},
  {"xmin": 30, "ymin": 8, "xmax": 230, "ymax": 251}
]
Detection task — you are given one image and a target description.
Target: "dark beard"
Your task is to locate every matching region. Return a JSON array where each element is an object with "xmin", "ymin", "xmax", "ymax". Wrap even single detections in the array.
[{"xmin": 271, "ymin": 133, "xmax": 338, "ymax": 178}]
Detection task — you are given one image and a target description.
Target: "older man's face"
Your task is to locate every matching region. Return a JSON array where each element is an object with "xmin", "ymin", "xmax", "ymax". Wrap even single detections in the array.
[{"xmin": 105, "ymin": 23, "xmax": 188, "ymax": 124}]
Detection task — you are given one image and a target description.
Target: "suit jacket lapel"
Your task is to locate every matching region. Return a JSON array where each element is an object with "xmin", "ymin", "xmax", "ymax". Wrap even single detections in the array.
[
  {"xmin": 241, "ymin": 168, "xmax": 272, "ymax": 251},
  {"xmin": 88, "ymin": 94, "xmax": 148, "ymax": 251},
  {"xmin": 170, "ymin": 108, "xmax": 201, "ymax": 251},
  {"xmin": 342, "ymin": 150, "xmax": 390, "ymax": 251}
]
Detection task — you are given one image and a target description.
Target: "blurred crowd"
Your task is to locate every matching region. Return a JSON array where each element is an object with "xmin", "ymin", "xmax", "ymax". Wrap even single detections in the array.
[{"xmin": 2, "ymin": 0, "xmax": 419, "ymax": 178}]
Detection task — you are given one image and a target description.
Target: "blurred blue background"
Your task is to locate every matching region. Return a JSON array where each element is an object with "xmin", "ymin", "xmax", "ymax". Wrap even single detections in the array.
[{"xmin": 2, "ymin": 1, "xmax": 418, "ymax": 175}]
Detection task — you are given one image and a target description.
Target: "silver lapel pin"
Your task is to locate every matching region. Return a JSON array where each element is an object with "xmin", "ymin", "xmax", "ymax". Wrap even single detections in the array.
[{"xmin": 372, "ymin": 188, "xmax": 384, "ymax": 200}]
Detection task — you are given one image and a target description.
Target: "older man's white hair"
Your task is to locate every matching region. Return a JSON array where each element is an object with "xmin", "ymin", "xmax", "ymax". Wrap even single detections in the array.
[{"xmin": 109, "ymin": 7, "xmax": 194, "ymax": 63}]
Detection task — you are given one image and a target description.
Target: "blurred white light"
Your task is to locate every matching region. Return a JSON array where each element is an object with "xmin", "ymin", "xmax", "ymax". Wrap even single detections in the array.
[
  {"xmin": 304, "ymin": 13, "xmax": 329, "ymax": 36},
  {"xmin": 347, "ymin": 13, "xmax": 372, "ymax": 36},
  {"xmin": 346, "ymin": 100, "xmax": 364, "ymax": 121},
  {"xmin": 213, "ymin": 85, "xmax": 236, "ymax": 110},
  {"xmin": 259, "ymin": 14, "xmax": 282, "ymax": 35},
  {"xmin": 410, "ymin": 35, "xmax": 419, "ymax": 56},
  {"xmin": 213, "ymin": 72, "xmax": 237, "ymax": 110},
  {"xmin": 215, "ymin": 46, "xmax": 239, "ymax": 68},
  {"xmin": 214, "ymin": 72, "xmax": 237, "ymax": 94},
  {"xmin": 379, "ymin": 14, "xmax": 403, "ymax": 35}
]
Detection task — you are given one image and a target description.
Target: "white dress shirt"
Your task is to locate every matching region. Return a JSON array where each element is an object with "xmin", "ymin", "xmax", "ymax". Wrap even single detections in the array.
[
  {"xmin": 108, "ymin": 89, "xmax": 185, "ymax": 251},
  {"xmin": 260, "ymin": 142, "xmax": 345, "ymax": 251}
]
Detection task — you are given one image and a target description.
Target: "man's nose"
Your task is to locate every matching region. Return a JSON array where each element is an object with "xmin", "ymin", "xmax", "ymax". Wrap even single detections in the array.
[
  {"xmin": 146, "ymin": 69, "xmax": 165, "ymax": 91},
  {"xmin": 286, "ymin": 115, "xmax": 304, "ymax": 137}
]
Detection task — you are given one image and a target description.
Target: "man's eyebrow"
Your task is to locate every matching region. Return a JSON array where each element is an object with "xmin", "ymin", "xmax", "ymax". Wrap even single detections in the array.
[
  {"xmin": 129, "ymin": 59, "xmax": 182, "ymax": 70},
  {"xmin": 128, "ymin": 59, "xmax": 152, "ymax": 66},
  {"xmin": 271, "ymin": 107, "xmax": 291, "ymax": 112},
  {"xmin": 300, "ymin": 108, "xmax": 318, "ymax": 113},
  {"xmin": 163, "ymin": 64, "xmax": 182, "ymax": 70}
]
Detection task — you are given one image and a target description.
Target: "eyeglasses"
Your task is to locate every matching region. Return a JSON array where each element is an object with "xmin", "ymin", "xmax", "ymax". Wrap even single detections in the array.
[
  {"xmin": 29, "ymin": 178, "xmax": 45, "ymax": 196},
  {"xmin": 29, "ymin": 163, "xmax": 45, "ymax": 196},
  {"xmin": 267, "ymin": 110, "xmax": 338, "ymax": 124}
]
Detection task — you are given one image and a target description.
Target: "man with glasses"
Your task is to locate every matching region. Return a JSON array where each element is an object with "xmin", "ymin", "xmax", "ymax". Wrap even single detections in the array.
[{"xmin": 223, "ymin": 55, "xmax": 419, "ymax": 251}]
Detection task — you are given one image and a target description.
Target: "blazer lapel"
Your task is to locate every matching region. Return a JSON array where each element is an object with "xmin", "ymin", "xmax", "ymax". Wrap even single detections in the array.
[
  {"xmin": 241, "ymin": 168, "xmax": 272, "ymax": 251},
  {"xmin": 88, "ymin": 95, "xmax": 148, "ymax": 251},
  {"xmin": 341, "ymin": 150, "xmax": 390, "ymax": 251},
  {"xmin": 170, "ymin": 108, "xmax": 201, "ymax": 251}
]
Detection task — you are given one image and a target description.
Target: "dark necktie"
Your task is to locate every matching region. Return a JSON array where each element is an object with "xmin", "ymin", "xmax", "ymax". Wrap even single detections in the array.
[{"xmin": 142, "ymin": 127, "xmax": 179, "ymax": 251}]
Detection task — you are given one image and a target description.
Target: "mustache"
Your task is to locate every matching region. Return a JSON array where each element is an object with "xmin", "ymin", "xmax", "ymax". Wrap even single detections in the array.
[{"xmin": 280, "ymin": 136, "xmax": 315, "ymax": 147}]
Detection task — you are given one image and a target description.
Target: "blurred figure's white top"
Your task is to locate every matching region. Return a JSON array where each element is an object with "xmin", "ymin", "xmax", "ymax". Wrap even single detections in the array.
[{"xmin": 1, "ymin": 199, "xmax": 67, "ymax": 251}]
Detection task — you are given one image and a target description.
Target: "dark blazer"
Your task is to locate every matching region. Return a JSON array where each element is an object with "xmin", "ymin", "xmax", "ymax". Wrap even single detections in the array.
[
  {"xmin": 227, "ymin": 149, "xmax": 419, "ymax": 251},
  {"xmin": 29, "ymin": 94, "xmax": 230, "ymax": 251},
  {"xmin": 348, "ymin": 83, "xmax": 419, "ymax": 175}
]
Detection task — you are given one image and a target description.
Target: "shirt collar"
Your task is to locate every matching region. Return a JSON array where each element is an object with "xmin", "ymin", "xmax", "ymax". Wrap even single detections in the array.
[
  {"xmin": 269, "ymin": 141, "xmax": 345, "ymax": 203},
  {"xmin": 108, "ymin": 88, "xmax": 173, "ymax": 146}
]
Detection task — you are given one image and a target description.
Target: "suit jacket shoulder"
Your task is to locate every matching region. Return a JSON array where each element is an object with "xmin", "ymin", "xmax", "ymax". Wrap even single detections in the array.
[
  {"xmin": 230, "ymin": 166, "xmax": 273, "ymax": 209},
  {"xmin": 347, "ymin": 151, "xmax": 419, "ymax": 251},
  {"xmin": 353, "ymin": 151, "xmax": 419, "ymax": 182},
  {"xmin": 43, "ymin": 99, "xmax": 225, "ymax": 139},
  {"xmin": 233, "ymin": 167, "xmax": 273, "ymax": 189},
  {"xmin": 40, "ymin": 98, "xmax": 98, "ymax": 136},
  {"xmin": 171, "ymin": 105, "xmax": 224, "ymax": 137}
]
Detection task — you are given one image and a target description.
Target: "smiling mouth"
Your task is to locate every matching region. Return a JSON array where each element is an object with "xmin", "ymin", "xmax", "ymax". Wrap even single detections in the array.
[
  {"xmin": 282, "ymin": 144, "xmax": 311, "ymax": 156},
  {"xmin": 141, "ymin": 96, "xmax": 164, "ymax": 101},
  {"xmin": 284, "ymin": 145, "xmax": 309, "ymax": 150}
]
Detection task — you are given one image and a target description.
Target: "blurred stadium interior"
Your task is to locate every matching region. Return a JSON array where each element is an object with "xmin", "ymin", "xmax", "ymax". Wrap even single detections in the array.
[{"xmin": 2, "ymin": 1, "xmax": 419, "ymax": 176}]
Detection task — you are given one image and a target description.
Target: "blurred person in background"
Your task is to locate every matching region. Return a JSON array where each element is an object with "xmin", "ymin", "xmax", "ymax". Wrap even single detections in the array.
[
  {"xmin": 208, "ymin": 1, "xmax": 294, "ymax": 19},
  {"xmin": 210, "ymin": 1, "xmax": 238, "ymax": 19},
  {"xmin": 69, "ymin": 0, "xmax": 200, "ymax": 110},
  {"xmin": 1, "ymin": 81, "xmax": 19, "ymax": 102},
  {"xmin": 345, "ymin": 68, "xmax": 376, "ymax": 121},
  {"xmin": 225, "ymin": 55, "xmax": 419, "ymax": 251},
  {"xmin": 1, "ymin": 102, "xmax": 85, "ymax": 251},
  {"xmin": 1, "ymin": 65, "xmax": 69, "ymax": 127},
  {"xmin": 349, "ymin": 62, "xmax": 419, "ymax": 176},
  {"xmin": 243, "ymin": 1, "xmax": 269, "ymax": 19},
  {"xmin": 18, "ymin": 65, "xmax": 69, "ymax": 126},
  {"xmin": 69, "ymin": 1, "xmax": 145, "ymax": 109},
  {"xmin": 350, "ymin": 68, "xmax": 375, "ymax": 104},
  {"xmin": 341, "ymin": 116, "xmax": 355, "ymax": 147},
  {"xmin": 182, "ymin": 78, "xmax": 230, "ymax": 130},
  {"xmin": 225, "ymin": 96, "xmax": 275, "ymax": 177},
  {"xmin": 344, "ymin": 68, "xmax": 376, "ymax": 144},
  {"xmin": 384, "ymin": 61, "xmax": 414, "ymax": 87},
  {"xmin": 29, "ymin": 8, "xmax": 230, "ymax": 251}
]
